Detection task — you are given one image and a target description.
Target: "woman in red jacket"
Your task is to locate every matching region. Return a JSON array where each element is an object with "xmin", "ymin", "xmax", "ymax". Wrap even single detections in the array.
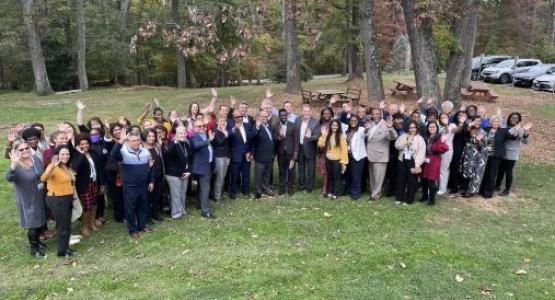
[{"xmin": 421, "ymin": 121, "xmax": 449, "ymax": 206}]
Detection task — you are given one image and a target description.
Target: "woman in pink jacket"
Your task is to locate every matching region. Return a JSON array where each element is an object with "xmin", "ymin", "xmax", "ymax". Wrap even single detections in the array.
[{"xmin": 421, "ymin": 122, "xmax": 449, "ymax": 206}]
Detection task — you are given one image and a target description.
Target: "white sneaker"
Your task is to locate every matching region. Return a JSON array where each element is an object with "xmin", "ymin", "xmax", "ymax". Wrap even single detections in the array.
[
  {"xmin": 69, "ymin": 235, "xmax": 82, "ymax": 246},
  {"xmin": 437, "ymin": 191, "xmax": 445, "ymax": 196},
  {"xmin": 395, "ymin": 201, "xmax": 401, "ymax": 205}
]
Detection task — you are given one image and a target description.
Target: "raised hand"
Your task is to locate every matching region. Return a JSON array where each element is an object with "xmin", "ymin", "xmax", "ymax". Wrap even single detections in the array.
[
  {"xmin": 119, "ymin": 128, "xmax": 128, "ymax": 144},
  {"xmin": 496, "ymin": 106, "xmax": 502, "ymax": 117},
  {"xmin": 230, "ymin": 96, "xmax": 237, "ymax": 107},
  {"xmin": 379, "ymin": 100, "xmax": 386, "ymax": 110},
  {"xmin": 426, "ymin": 97, "xmax": 434, "ymax": 106},
  {"xmin": 211, "ymin": 88, "xmax": 217, "ymax": 98},
  {"xmin": 384, "ymin": 116, "xmax": 393, "ymax": 128},
  {"xmin": 118, "ymin": 116, "xmax": 127, "ymax": 126},
  {"xmin": 330, "ymin": 94, "xmax": 338, "ymax": 105},
  {"xmin": 265, "ymin": 87, "xmax": 273, "ymax": 99},
  {"xmin": 9, "ymin": 149, "xmax": 21, "ymax": 165},
  {"xmin": 144, "ymin": 103, "xmax": 152, "ymax": 113},
  {"xmin": 208, "ymin": 129, "xmax": 215, "ymax": 141},
  {"xmin": 321, "ymin": 125, "xmax": 329, "ymax": 136},
  {"xmin": 153, "ymin": 98, "xmax": 160, "ymax": 108},
  {"xmin": 416, "ymin": 97, "xmax": 425, "ymax": 105},
  {"xmin": 75, "ymin": 145, "xmax": 85, "ymax": 154},
  {"xmin": 51, "ymin": 155, "xmax": 60, "ymax": 167},
  {"xmin": 523, "ymin": 122, "xmax": 533, "ymax": 131},
  {"xmin": 76, "ymin": 100, "xmax": 86, "ymax": 111},
  {"xmin": 399, "ymin": 103, "xmax": 406, "ymax": 114},
  {"xmin": 7, "ymin": 127, "xmax": 17, "ymax": 143},
  {"xmin": 341, "ymin": 164, "xmax": 346, "ymax": 174}
]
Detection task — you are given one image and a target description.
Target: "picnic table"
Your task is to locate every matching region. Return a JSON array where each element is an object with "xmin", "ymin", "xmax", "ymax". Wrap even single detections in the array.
[
  {"xmin": 390, "ymin": 80, "xmax": 416, "ymax": 96},
  {"xmin": 314, "ymin": 89, "xmax": 346, "ymax": 100},
  {"xmin": 461, "ymin": 82, "xmax": 498, "ymax": 102}
]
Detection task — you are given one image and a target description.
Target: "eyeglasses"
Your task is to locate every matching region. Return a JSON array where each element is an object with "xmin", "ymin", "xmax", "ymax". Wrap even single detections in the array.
[{"xmin": 18, "ymin": 147, "xmax": 30, "ymax": 152}]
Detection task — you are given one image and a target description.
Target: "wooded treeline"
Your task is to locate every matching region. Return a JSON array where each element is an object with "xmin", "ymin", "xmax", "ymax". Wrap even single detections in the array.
[{"xmin": 1, "ymin": 0, "xmax": 555, "ymax": 103}]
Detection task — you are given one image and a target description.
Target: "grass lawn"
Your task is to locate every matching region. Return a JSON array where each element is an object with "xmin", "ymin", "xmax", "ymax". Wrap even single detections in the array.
[{"xmin": 1, "ymin": 76, "xmax": 554, "ymax": 299}]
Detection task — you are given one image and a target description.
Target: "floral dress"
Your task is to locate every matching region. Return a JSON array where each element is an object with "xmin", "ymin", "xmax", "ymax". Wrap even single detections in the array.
[{"xmin": 460, "ymin": 128, "xmax": 488, "ymax": 194}]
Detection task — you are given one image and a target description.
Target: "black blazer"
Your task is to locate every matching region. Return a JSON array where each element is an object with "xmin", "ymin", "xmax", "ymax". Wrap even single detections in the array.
[
  {"xmin": 294, "ymin": 117, "xmax": 320, "ymax": 158},
  {"xmin": 71, "ymin": 150, "xmax": 102, "ymax": 195},
  {"xmin": 488, "ymin": 127, "xmax": 517, "ymax": 158},
  {"xmin": 252, "ymin": 123, "xmax": 275, "ymax": 163},
  {"xmin": 164, "ymin": 140, "xmax": 191, "ymax": 177},
  {"xmin": 273, "ymin": 121, "xmax": 298, "ymax": 160}
]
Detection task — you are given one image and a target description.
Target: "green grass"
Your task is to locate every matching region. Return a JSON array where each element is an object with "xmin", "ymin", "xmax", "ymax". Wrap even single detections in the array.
[
  {"xmin": 1, "ymin": 76, "xmax": 554, "ymax": 299},
  {"xmin": 533, "ymin": 103, "xmax": 555, "ymax": 119}
]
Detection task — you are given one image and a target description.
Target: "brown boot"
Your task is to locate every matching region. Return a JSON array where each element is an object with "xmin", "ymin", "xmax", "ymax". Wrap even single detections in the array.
[
  {"xmin": 88, "ymin": 208, "xmax": 100, "ymax": 233},
  {"xmin": 80, "ymin": 214, "xmax": 91, "ymax": 237}
]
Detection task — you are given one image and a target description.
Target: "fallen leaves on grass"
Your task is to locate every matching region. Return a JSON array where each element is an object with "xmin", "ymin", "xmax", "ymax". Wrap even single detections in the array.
[
  {"xmin": 479, "ymin": 286, "xmax": 492, "ymax": 297},
  {"xmin": 515, "ymin": 269, "xmax": 528, "ymax": 275},
  {"xmin": 323, "ymin": 212, "xmax": 331, "ymax": 217},
  {"xmin": 455, "ymin": 274, "xmax": 464, "ymax": 282}
]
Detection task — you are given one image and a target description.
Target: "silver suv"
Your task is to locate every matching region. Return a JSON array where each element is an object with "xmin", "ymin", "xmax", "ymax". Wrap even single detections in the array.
[{"xmin": 481, "ymin": 59, "xmax": 542, "ymax": 84}]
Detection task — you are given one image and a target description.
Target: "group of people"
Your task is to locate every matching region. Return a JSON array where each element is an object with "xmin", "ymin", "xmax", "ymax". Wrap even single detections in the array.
[{"xmin": 4, "ymin": 88, "xmax": 532, "ymax": 259}]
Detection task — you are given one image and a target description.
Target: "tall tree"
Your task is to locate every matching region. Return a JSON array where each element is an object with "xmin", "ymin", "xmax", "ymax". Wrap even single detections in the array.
[
  {"xmin": 551, "ymin": 0, "xmax": 555, "ymax": 46},
  {"xmin": 461, "ymin": 1, "xmax": 477, "ymax": 89},
  {"xmin": 21, "ymin": 0, "xmax": 53, "ymax": 95},
  {"xmin": 75, "ymin": 0, "xmax": 89, "ymax": 91},
  {"xmin": 283, "ymin": 0, "xmax": 301, "ymax": 93},
  {"xmin": 117, "ymin": 0, "xmax": 131, "ymax": 84},
  {"xmin": 346, "ymin": 0, "xmax": 363, "ymax": 80},
  {"xmin": 444, "ymin": 0, "xmax": 477, "ymax": 105},
  {"xmin": 359, "ymin": 0, "xmax": 384, "ymax": 100},
  {"xmin": 171, "ymin": 0, "xmax": 186, "ymax": 88},
  {"xmin": 401, "ymin": 0, "xmax": 440, "ymax": 102}
]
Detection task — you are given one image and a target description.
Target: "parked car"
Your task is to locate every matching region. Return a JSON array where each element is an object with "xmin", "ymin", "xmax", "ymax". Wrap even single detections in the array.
[
  {"xmin": 481, "ymin": 59, "xmax": 542, "ymax": 84},
  {"xmin": 471, "ymin": 55, "xmax": 512, "ymax": 80},
  {"xmin": 532, "ymin": 72, "xmax": 555, "ymax": 92},
  {"xmin": 513, "ymin": 64, "xmax": 555, "ymax": 87}
]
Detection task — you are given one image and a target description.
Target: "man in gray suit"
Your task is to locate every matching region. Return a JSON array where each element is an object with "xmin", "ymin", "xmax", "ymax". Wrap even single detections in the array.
[
  {"xmin": 366, "ymin": 107, "xmax": 398, "ymax": 200},
  {"xmin": 295, "ymin": 104, "xmax": 320, "ymax": 192}
]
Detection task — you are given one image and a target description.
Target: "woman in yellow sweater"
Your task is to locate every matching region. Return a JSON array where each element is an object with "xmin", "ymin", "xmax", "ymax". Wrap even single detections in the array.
[
  {"xmin": 318, "ymin": 119, "xmax": 348, "ymax": 200},
  {"xmin": 40, "ymin": 145, "xmax": 76, "ymax": 257}
]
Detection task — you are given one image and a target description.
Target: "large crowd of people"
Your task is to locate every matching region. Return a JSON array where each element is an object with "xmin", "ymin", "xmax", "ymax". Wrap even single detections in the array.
[{"xmin": 4, "ymin": 88, "xmax": 533, "ymax": 259}]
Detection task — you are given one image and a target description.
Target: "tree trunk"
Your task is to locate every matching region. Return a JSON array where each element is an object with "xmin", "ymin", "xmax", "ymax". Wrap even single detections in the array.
[
  {"xmin": 359, "ymin": 0, "xmax": 384, "ymax": 101},
  {"xmin": 21, "ymin": 0, "xmax": 53, "ymax": 95},
  {"xmin": 551, "ymin": 0, "xmax": 555, "ymax": 46},
  {"xmin": 444, "ymin": 0, "xmax": 476, "ymax": 105},
  {"xmin": 461, "ymin": 1, "xmax": 478, "ymax": 89},
  {"xmin": 117, "ymin": 0, "xmax": 131, "ymax": 84},
  {"xmin": 75, "ymin": 0, "xmax": 89, "ymax": 91},
  {"xmin": 401, "ymin": 0, "xmax": 440, "ymax": 102},
  {"xmin": 283, "ymin": 0, "xmax": 301, "ymax": 93},
  {"xmin": 171, "ymin": 0, "xmax": 186, "ymax": 88},
  {"xmin": 347, "ymin": 0, "xmax": 363, "ymax": 80}
]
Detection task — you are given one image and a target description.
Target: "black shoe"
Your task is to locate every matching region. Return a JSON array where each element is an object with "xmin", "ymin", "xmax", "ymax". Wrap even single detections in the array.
[
  {"xmin": 288, "ymin": 188, "xmax": 294, "ymax": 195},
  {"xmin": 419, "ymin": 197, "xmax": 428, "ymax": 203},
  {"xmin": 494, "ymin": 186, "xmax": 501, "ymax": 192},
  {"xmin": 152, "ymin": 215, "xmax": 164, "ymax": 222},
  {"xmin": 38, "ymin": 240, "xmax": 47, "ymax": 251},
  {"xmin": 255, "ymin": 193, "xmax": 262, "ymax": 199},
  {"xmin": 31, "ymin": 248, "xmax": 45, "ymax": 258},
  {"xmin": 499, "ymin": 189, "xmax": 510, "ymax": 196},
  {"xmin": 201, "ymin": 212, "xmax": 216, "ymax": 219},
  {"xmin": 265, "ymin": 190, "xmax": 275, "ymax": 196},
  {"xmin": 426, "ymin": 201, "xmax": 435, "ymax": 206},
  {"xmin": 57, "ymin": 249, "xmax": 75, "ymax": 257},
  {"xmin": 229, "ymin": 194, "xmax": 236, "ymax": 200},
  {"xmin": 461, "ymin": 193, "xmax": 472, "ymax": 198},
  {"xmin": 306, "ymin": 189, "xmax": 313, "ymax": 193}
]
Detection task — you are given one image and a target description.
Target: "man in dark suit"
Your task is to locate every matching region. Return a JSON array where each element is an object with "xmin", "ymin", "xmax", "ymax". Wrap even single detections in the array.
[
  {"xmin": 190, "ymin": 120, "xmax": 215, "ymax": 218},
  {"xmin": 273, "ymin": 108, "xmax": 298, "ymax": 195},
  {"xmin": 252, "ymin": 110, "xmax": 275, "ymax": 199},
  {"xmin": 228, "ymin": 111, "xmax": 253, "ymax": 199},
  {"xmin": 295, "ymin": 104, "xmax": 320, "ymax": 192}
]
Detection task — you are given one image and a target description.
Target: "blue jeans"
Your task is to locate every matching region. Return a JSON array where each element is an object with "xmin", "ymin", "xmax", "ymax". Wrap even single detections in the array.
[{"xmin": 123, "ymin": 185, "xmax": 148, "ymax": 234}]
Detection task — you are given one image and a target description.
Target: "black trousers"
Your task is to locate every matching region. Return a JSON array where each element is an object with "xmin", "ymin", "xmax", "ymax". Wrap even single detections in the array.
[
  {"xmin": 148, "ymin": 177, "xmax": 164, "ymax": 219},
  {"xmin": 496, "ymin": 159, "xmax": 516, "ymax": 192},
  {"xmin": 421, "ymin": 178, "xmax": 438, "ymax": 203},
  {"xmin": 385, "ymin": 157, "xmax": 398, "ymax": 196},
  {"xmin": 255, "ymin": 161, "xmax": 273, "ymax": 195},
  {"xmin": 396, "ymin": 159, "xmax": 418, "ymax": 203},
  {"xmin": 298, "ymin": 146, "xmax": 316, "ymax": 191},
  {"xmin": 45, "ymin": 195, "xmax": 73, "ymax": 255},
  {"xmin": 348, "ymin": 157, "xmax": 365, "ymax": 198},
  {"xmin": 325, "ymin": 158, "xmax": 342, "ymax": 196},
  {"xmin": 277, "ymin": 154, "xmax": 295, "ymax": 193},
  {"xmin": 481, "ymin": 156, "xmax": 502, "ymax": 197},
  {"xmin": 106, "ymin": 173, "xmax": 125, "ymax": 222},
  {"xmin": 95, "ymin": 188, "xmax": 105, "ymax": 219}
]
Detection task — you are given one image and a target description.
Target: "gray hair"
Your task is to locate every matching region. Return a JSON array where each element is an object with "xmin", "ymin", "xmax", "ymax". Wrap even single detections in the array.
[
  {"xmin": 126, "ymin": 131, "xmax": 141, "ymax": 140},
  {"xmin": 441, "ymin": 101, "xmax": 454, "ymax": 109}
]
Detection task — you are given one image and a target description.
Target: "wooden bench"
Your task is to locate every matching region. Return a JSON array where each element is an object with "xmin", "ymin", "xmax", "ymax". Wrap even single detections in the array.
[
  {"xmin": 340, "ymin": 87, "xmax": 361, "ymax": 104},
  {"xmin": 391, "ymin": 79, "xmax": 416, "ymax": 97},
  {"xmin": 301, "ymin": 89, "xmax": 319, "ymax": 104}
]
